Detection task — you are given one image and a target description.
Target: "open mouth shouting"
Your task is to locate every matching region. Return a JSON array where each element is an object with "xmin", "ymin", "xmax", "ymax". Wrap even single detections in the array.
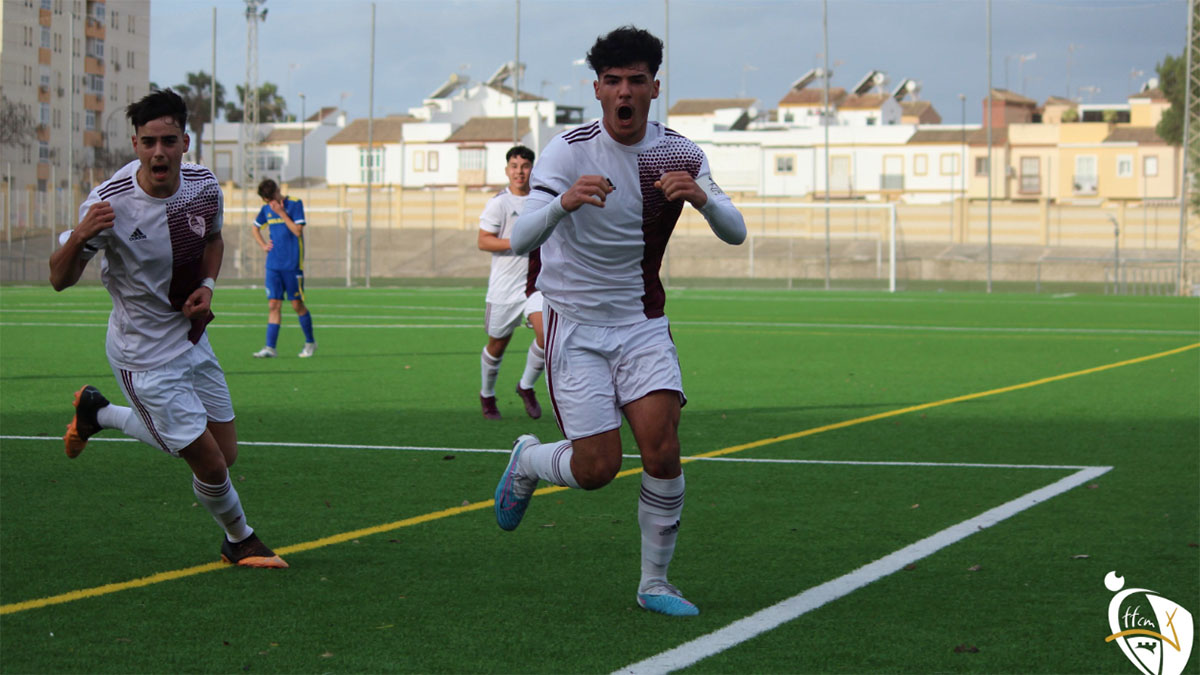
[{"xmin": 617, "ymin": 105, "xmax": 634, "ymax": 121}]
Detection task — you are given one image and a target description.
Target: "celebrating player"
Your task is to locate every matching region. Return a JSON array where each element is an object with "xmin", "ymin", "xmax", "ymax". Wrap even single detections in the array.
[
  {"xmin": 49, "ymin": 89, "xmax": 287, "ymax": 569},
  {"xmin": 492, "ymin": 26, "xmax": 746, "ymax": 616},
  {"xmin": 251, "ymin": 178, "xmax": 317, "ymax": 358},
  {"xmin": 476, "ymin": 145, "xmax": 546, "ymax": 420}
]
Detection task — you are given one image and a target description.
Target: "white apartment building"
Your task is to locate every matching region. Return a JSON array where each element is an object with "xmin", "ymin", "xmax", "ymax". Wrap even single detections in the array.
[{"xmin": 0, "ymin": 0, "xmax": 150, "ymax": 195}]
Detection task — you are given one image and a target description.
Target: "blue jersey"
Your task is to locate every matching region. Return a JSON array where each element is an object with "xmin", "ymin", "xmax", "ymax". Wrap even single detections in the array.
[{"xmin": 254, "ymin": 198, "xmax": 306, "ymax": 271}]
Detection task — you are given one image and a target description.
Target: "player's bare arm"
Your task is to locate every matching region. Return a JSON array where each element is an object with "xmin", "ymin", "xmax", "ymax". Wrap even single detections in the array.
[
  {"xmin": 561, "ymin": 175, "xmax": 615, "ymax": 212},
  {"xmin": 654, "ymin": 172, "xmax": 707, "ymax": 208},
  {"xmin": 251, "ymin": 224, "xmax": 273, "ymax": 252},
  {"xmin": 477, "ymin": 229, "xmax": 511, "ymax": 253},
  {"xmin": 269, "ymin": 199, "xmax": 303, "ymax": 237},
  {"xmin": 49, "ymin": 201, "xmax": 115, "ymax": 291},
  {"xmin": 182, "ymin": 231, "xmax": 223, "ymax": 318}
]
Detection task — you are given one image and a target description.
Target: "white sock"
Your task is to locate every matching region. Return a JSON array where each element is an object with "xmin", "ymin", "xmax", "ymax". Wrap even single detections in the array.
[
  {"xmin": 518, "ymin": 440, "xmax": 580, "ymax": 490},
  {"xmin": 480, "ymin": 346, "xmax": 502, "ymax": 398},
  {"xmin": 192, "ymin": 475, "xmax": 253, "ymax": 542},
  {"xmin": 519, "ymin": 341, "xmax": 545, "ymax": 390},
  {"xmin": 97, "ymin": 402, "xmax": 160, "ymax": 448},
  {"xmin": 638, "ymin": 472, "xmax": 685, "ymax": 590}
]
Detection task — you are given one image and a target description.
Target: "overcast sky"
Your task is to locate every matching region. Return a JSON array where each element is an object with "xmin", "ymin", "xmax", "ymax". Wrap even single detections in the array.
[{"xmin": 149, "ymin": 0, "xmax": 1185, "ymax": 127}]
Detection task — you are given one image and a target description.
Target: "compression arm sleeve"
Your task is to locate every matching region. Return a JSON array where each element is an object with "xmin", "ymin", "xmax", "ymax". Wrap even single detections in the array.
[
  {"xmin": 695, "ymin": 175, "xmax": 747, "ymax": 245},
  {"xmin": 511, "ymin": 189, "xmax": 569, "ymax": 255}
]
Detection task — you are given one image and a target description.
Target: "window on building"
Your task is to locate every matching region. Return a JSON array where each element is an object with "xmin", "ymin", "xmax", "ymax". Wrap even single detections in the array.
[
  {"xmin": 86, "ymin": 37, "xmax": 103, "ymax": 59},
  {"xmin": 110, "ymin": 9, "xmax": 117, "ymax": 28},
  {"xmin": 1019, "ymin": 157, "xmax": 1040, "ymax": 193},
  {"xmin": 940, "ymin": 153, "xmax": 959, "ymax": 175},
  {"xmin": 914, "ymin": 154, "xmax": 928, "ymax": 176},
  {"xmin": 127, "ymin": 14, "xmax": 134, "ymax": 32},
  {"xmin": 85, "ymin": 110, "xmax": 96, "ymax": 130},
  {"xmin": 72, "ymin": 110, "xmax": 79, "ymax": 131},
  {"xmin": 1144, "ymin": 155, "xmax": 1159, "ymax": 177},
  {"xmin": 52, "ymin": 107, "xmax": 61, "ymax": 129},
  {"xmin": 126, "ymin": 50, "xmax": 135, "ymax": 68},
  {"xmin": 783, "ymin": 111, "xmax": 794, "ymax": 123},
  {"xmin": 1073, "ymin": 155, "xmax": 1098, "ymax": 194},
  {"xmin": 974, "ymin": 157, "xmax": 989, "ymax": 176},
  {"xmin": 89, "ymin": 1, "xmax": 104, "ymax": 22},
  {"xmin": 459, "ymin": 148, "xmax": 486, "ymax": 171},
  {"xmin": 39, "ymin": 141, "xmax": 50, "ymax": 162},
  {"xmin": 413, "ymin": 150, "xmax": 425, "ymax": 172},
  {"xmin": 360, "ymin": 147, "xmax": 384, "ymax": 183},
  {"xmin": 42, "ymin": 66, "xmax": 52, "ymax": 88},
  {"xmin": 41, "ymin": 26, "xmax": 51, "ymax": 49},
  {"xmin": 866, "ymin": 116, "xmax": 877, "ymax": 126},
  {"xmin": 87, "ymin": 73, "xmax": 103, "ymax": 95},
  {"xmin": 110, "ymin": 82, "xmax": 117, "ymax": 101},
  {"xmin": 40, "ymin": 0, "xmax": 51, "ymax": 10},
  {"xmin": 39, "ymin": 103, "xmax": 50, "ymax": 125},
  {"xmin": 775, "ymin": 155, "xmax": 795, "ymax": 174},
  {"xmin": 1116, "ymin": 155, "xmax": 1133, "ymax": 178},
  {"xmin": 428, "ymin": 151, "xmax": 439, "ymax": 172}
]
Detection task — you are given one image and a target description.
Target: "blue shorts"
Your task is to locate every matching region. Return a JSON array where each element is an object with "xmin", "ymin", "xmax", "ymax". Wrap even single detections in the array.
[{"xmin": 265, "ymin": 268, "xmax": 305, "ymax": 301}]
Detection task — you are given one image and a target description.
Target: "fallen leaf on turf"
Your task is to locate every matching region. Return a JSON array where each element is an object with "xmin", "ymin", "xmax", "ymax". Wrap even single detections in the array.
[
  {"xmin": 461, "ymin": 500, "xmax": 470, "ymax": 506},
  {"xmin": 953, "ymin": 644, "xmax": 980, "ymax": 653},
  {"xmin": 1087, "ymin": 484, "xmax": 1099, "ymax": 489},
  {"xmin": 911, "ymin": 504, "xmax": 920, "ymax": 509},
  {"xmin": 1188, "ymin": 542, "xmax": 1198, "ymax": 548},
  {"xmin": 903, "ymin": 563, "xmax": 917, "ymax": 571},
  {"xmin": 968, "ymin": 564, "xmax": 982, "ymax": 572},
  {"xmin": 541, "ymin": 522, "xmax": 556, "ymax": 528},
  {"xmin": 320, "ymin": 652, "xmax": 334, "ymax": 658},
  {"xmin": 443, "ymin": 455, "xmax": 455, "ymax": 461},
  {"xmin": 1071, "ymin": 554, "xmax": 1090, "ymax": 559},
  {"xmin": 115, "ymin": 637, "xmax": 131, "ymax": 643},
  {"xmin": 375, "ymin": 624, "xmax": 393, "ymax": 630}
]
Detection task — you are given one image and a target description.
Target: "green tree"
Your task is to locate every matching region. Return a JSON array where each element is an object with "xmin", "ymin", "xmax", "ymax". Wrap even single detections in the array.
[
  {"xmin": 1154, "ymin": 52, "xmax": 1186, "ymax": 145},
  {"xmin": 0, "ymin": 96, "xmax": 36, "ymax": 150},
  {"xmin": 174, "ymin": 72, "xmax": 225, "ymax": 163},
  {"xmin": 224, "ymin": 82, "xmax": 289, "ymax": 123}
]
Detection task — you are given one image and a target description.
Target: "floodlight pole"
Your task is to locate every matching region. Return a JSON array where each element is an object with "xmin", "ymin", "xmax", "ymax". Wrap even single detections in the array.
[
  {"xmin": 985, "ymin": 0, "xmax": 993, "ymax": 294},
  {"xmin": 365, "ymin": 2, "xmax": 375, "ymax": 288},
  {"xmin": 1178, "ymin": 0, "xmax": 1195, "ymax": 295},
  {"xmin": 822, "ymin": 0, "xmax": 831, "ymax": 291}
]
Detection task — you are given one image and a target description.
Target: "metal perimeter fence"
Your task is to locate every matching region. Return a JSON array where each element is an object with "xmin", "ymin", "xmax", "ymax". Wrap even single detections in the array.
[{"xmin": 3, "ymin": 187, "xmax": 1198, "ymax": 296}]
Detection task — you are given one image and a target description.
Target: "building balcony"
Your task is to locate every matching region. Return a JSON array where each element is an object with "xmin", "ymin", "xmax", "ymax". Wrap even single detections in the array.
[
  {"xmin": 37, "ymin": 164, "xmax": 51, "ymax": 181},
  {"xmin": 1018, "ymin": 175, "xmax": 1041, "ymax": 194},
  {"xmin": 1072, "ymin": 174, "xmax": 1098, "ymax": 196},
  {"xmin": 880, "ymin": 174, "xmax": 905, "ymax": 191},
  {"xmin": 84, "ymin": 94, "xmax": 104, "ymax": 111},
  {"xmin": 38, "ymin": 86, "xmax": 51, "ymax": 103},
  {"xmin": 39, "ymin": 48, "xmax": 51, "ymax": 65},
  {"xmin": 83, "ymin": 130, "xmax": 103, "ymax": 147},
  {"xmin": 85, "ymin": 19, "xmax": 106, "ymax": 39},
  {"xmin": 39, "ymin": 8, "xmax": 52, "ymax": 25},
  {"xmin": 36, "ymin": 125, "xmax": 51, "ymax": 142},
  {"xmin": 85, "ymin": 56, "xmax": 105, "ymax": 75}
]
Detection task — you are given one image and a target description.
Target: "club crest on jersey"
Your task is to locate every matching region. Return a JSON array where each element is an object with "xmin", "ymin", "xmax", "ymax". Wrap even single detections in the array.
[
  {"xmin": 1104, "ymin": 571, "xmax": 1194, "ymax": 675},
  {"xmin": 187, "ymin": 213, "xmax": 206, "ymax": 238}
]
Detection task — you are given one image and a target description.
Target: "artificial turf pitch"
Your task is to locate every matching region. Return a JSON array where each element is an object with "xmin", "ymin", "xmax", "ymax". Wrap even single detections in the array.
[{"xmin": 1, "ymin": 283, "xmax": 1196, "ymax": 673}]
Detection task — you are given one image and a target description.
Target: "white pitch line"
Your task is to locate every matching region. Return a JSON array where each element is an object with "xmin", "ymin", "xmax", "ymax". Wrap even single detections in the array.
[
  {"xmin": 613, "ymin": 464, "xmax": 1112, "ymax": 675},
  {"xmin": 0, "ymin": 436, "xmax": 1097, "ymax": 472},
  {"xmin": 0, "ymin": 322, "xmax": 481, "ymax": 330}
]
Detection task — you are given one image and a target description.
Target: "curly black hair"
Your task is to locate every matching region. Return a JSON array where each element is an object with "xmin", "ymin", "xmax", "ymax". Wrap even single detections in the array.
[{"xmin": 586, "ymin": 25, "xmax": 663, "ymax": 77}]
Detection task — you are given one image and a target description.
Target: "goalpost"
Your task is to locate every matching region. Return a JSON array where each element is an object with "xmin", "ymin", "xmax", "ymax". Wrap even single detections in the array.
[
  {"xmin": 223, "ymin": 206, "xmax": 355, "ymax": 286},
  {"xmin": 731, "ymin": 202, "xmax": 898, "ymax": 292}
]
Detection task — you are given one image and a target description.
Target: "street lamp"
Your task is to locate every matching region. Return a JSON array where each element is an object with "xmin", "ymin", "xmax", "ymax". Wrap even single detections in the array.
[
  {"xmin": 298, "ymin": 92, "xmax": 306, "ymax": 188},
  {"xmin": 959, "ymin": 93, "xmax": 967, "ymax": 240}
]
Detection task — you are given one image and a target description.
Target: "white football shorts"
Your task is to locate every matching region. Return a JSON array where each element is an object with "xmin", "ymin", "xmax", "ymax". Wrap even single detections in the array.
[
  {"xmin": 110, "ymin": 334, "xmax": 235, "ymax": 456},
  {"xmin": 485, "ymin": 299, "xmax": 524, "ymax": 339},
  {"xmin": 544, "ymin": 306, "xmax": 686, "ymax": 440},
  {"xmin": 523, "ymin": 291, "xmax": 544, "ymax": 324}
]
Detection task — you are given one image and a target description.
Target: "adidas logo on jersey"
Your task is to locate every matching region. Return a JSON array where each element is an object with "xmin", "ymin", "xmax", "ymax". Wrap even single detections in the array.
[{"xmin": 128, "ymin": 227, "xmax": 147, "ymax": 242}]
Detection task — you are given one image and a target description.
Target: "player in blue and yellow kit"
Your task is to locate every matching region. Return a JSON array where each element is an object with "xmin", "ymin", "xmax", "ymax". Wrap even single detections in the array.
[{"xmin": 251, "ymin": 179, "xmax": 316, "ymax": 358}]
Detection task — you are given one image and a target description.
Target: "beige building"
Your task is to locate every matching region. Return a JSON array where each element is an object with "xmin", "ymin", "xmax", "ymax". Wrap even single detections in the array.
[{"xmin": 0, "ymin": 0, "xmax": 150, "ymax": 196}]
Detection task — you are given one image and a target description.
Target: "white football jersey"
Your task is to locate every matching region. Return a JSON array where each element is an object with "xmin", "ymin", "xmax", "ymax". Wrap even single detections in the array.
[
  {"xmin": 525, "ymin": 120, "xmax": 731, "ymax": 325},
  {"xmin": 76, "ymin": 160, "xmax": 224, "ymax": 371},
  {"xmin": 479, "ymin": 188, "xmax": 530, "ymax": 304}
]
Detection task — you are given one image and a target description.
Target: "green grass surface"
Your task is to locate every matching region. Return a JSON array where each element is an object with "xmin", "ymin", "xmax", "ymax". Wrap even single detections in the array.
[{"xmin": 1, "ymin": 284, "xmax": 1197, "ymax": 673}]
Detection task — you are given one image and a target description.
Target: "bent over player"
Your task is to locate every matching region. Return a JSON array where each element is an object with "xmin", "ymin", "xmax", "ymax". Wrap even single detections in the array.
[
  {"xmin": 476, "ymin": 145, "xmax": 545, "ymax": 420},
  {"xmin": 492, "ymin": 26, "xmax": 745, "ymax": 616},
  {"xmin": 251, "ymin": 178, "xmax": 316, "ymax": 358},
  {"xmin": 49, "ymin": 89, "xmax": 287, "ymax": 569}
]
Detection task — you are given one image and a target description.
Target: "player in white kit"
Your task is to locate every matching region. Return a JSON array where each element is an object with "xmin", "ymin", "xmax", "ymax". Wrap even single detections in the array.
[
  {"xmin": 492, "ymin": 26, "xmax": 746, "ymax": 616},
  {"xmin": 49, "ymin": 89, "xmax": 287, "ymax": 569},
  {"xmin": 477, "ymin": 145, "xmax": 545, "ymax": 420}
]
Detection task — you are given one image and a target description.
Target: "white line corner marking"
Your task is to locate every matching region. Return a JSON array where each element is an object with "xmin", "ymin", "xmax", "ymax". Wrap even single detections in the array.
[{"xmin": 614, "ymin": 465, "xmax": 1112, "ymax": 675}]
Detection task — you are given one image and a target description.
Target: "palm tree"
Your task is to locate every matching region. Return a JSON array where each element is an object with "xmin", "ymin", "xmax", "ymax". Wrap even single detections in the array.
[
  {"xmin": 174, "ymin": 71, "xmax": 225, "ymax": 163},
  {"xmin": 224, "ymin": 82, "xmax": 290, "ymax": 123}
]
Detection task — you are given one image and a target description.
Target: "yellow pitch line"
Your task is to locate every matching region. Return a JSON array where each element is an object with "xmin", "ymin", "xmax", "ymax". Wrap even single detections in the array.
[{"xmin": 3, "ymin": 342, "xmax": 1195, "ymax": 616}]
